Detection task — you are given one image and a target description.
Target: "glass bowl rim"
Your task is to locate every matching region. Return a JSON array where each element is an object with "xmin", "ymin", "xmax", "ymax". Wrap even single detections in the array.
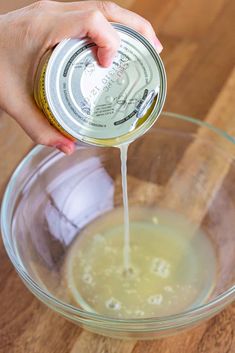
[{"xmin": 1, "ymin": 111, "xmax": 235, "ymax": 328}]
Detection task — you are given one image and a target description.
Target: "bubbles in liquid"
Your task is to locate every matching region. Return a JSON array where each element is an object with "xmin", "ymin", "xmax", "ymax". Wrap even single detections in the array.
[
  {"xmin": 151, "ymin": 257, "xmax": 171, "ymax": 278},
  {"xmin": 122, "ymin": 266, "xmax": 136, "ymax": 278},
  {"xmin": 164, "ymin": 286, "xmax": 174, "ymax": 293},
  {"xmin": 82, "ymin": 273, "xmax": 93, "ymax": 284},
  {"xmin": 152, "ymin": 216, "xmax": 159, "ymax": 224},
  {"xmin": 65, "ymin": 207, "xmax": 217, "ymax": 319},
  {"xmin": 135, "ymin": 310, "xmax": 145, "ymax": 317},
  {"xmin": 106, "ymin": 297, "xmax": 121, "ymax": 311},
  {"xmin": 148, "ymin": 294, "xmax": 163, "ymax": 305}
]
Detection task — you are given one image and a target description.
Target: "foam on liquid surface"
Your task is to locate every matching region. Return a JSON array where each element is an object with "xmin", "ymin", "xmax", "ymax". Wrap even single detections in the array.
[{"xmin": 65, "ymin": 207, "xmax": 216, "ymax": 318}]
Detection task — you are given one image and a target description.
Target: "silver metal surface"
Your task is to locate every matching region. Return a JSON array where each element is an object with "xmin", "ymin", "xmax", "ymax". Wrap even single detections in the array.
[{"xmin": 44, "ymin": 23, "xmax": 166, "ymax": 145}]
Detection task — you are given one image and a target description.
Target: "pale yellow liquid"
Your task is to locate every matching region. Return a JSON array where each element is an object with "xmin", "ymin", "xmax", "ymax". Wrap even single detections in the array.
[
  {"xmin": 120, "ymin": 144, "xmax": 131, "ymax": 270},
  {"xmin": 65, "ymin": 207, "xmax": 216, "ymax": 318}
]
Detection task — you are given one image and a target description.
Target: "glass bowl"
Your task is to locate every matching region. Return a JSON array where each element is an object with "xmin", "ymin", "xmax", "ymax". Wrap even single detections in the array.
[{"xmin": 1, "ymin": 112, "xmax": 235, "ymax": 340}]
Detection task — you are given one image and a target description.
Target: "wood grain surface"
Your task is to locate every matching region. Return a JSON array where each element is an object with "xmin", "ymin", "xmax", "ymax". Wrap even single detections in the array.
[{"xmin": 1, "ymin": 0, "xmax": 235, "ymax": 352}]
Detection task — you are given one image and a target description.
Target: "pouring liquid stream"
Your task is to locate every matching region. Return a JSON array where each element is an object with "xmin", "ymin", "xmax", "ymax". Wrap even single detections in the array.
[{"xmin": 120, "ymin": 144, "xmax": 131, "ymax": 272}]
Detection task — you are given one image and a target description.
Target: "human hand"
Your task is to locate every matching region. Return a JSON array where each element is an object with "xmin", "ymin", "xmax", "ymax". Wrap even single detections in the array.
[{"xmin": 0, "ymin": 1, "xmax": 163, "ymax": 154}]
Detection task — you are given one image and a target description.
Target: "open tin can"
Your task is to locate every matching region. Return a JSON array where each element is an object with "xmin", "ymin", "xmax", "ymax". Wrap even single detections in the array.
[{"xmin": 34, "ymin": 23, "xmax": 167, "ymax": 146}]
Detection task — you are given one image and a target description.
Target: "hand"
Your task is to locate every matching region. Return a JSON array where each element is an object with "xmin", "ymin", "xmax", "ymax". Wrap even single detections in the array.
[{"xmin": 0, "ymin": 0, "xmax": 163, "ymax": 154}]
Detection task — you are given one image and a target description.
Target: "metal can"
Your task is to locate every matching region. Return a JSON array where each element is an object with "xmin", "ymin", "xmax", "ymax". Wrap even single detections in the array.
[{"xmin": 34, "ymin": 23, "xmax": 167, "ymax": 146}]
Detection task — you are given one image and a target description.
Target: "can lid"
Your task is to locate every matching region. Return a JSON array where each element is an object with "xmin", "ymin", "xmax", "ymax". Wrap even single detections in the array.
[{"xmin": 45, "ymin": 23, "xmax": 166, "ymax": 145}]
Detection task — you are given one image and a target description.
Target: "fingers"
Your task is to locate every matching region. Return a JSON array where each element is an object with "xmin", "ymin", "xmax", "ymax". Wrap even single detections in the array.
[
  {"xmin": 59, "ymin": 1, "xmax": 163, "ymax": 53},
  {"xmin": 12, "ymin": 98, "xmax": 75, "ymax": 155},
  {"xmin": 32, "ymin": 1, "xmax": 162, "ymax": 68},
  {"xmin": 85, "ymin": 11, "xmax": 121, "ymax": 67},
  {"xmin": 50, "ymin": 10, "xmax": 120, "ymax": 67},
  {"xmin": 97, "ymin": 1, "xmax": 163, "ymax": 52}
]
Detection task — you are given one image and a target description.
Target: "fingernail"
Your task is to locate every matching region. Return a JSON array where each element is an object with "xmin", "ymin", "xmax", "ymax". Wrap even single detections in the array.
[
  {"xmin": 56, "ymin": 144, "xmax": 74, "ymax": 155},
  {"xmin": 154, "ymin": 38, "xmax": 163, "ymax": 54},
  {"xmin": 98, "ymin": 51, "xmax": 114, "ymax": 68},
  {"xmin": 103, "ymin": 57, "xmax": 114, "ymax": 68}
]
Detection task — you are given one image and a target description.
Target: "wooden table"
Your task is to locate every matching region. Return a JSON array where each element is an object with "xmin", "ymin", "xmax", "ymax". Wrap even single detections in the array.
[{"xmin": 1, "ymin": 0, "xmax": 235, "ymax": 352}]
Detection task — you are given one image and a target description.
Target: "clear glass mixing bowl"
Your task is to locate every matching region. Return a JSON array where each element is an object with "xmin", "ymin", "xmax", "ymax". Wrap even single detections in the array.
[{"xmin": 1, "ymin": 112, "xmax": 235, "ymax": 339}]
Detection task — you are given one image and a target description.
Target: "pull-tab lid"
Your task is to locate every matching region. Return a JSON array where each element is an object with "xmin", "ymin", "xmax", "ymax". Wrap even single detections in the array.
[{"xmin": 45, "ymin": 23, "xmax": 167, "ymax": 146}]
